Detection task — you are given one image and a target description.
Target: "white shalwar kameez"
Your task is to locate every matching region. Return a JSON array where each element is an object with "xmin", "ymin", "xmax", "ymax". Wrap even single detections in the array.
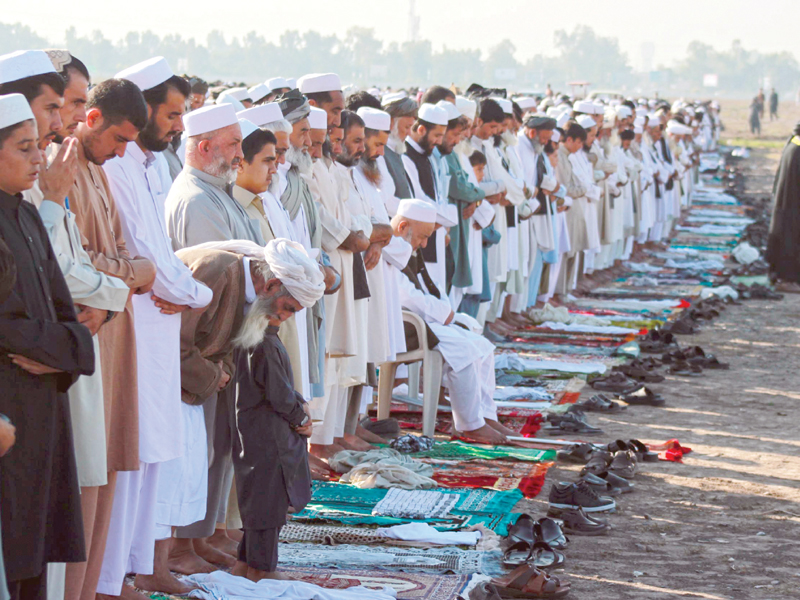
[
  {"xmin": 98, "ymin": 144, "xmax": 214, "ymax": 594},
  {"xmin": 395, "ymin": 267, "xmax": 499, "ymax": 432}
]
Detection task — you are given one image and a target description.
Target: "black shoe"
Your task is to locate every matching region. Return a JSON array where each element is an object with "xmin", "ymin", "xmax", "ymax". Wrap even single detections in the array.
[
  {"xmin": 548, "ymin": 480, "xmax": 616, "ymax": 513},
  {"xmin": 580, "ymin": 472, "xmax": 621, "ymax": 497},
  {"xmin": 608, "ymin": 450, "xmax": 638, "ymax": 479},
  {"xmin": 601, "ymin": 471, "xmax": 635, "ymax": 493},
  {"xmin": 547, "ymin": 506, "xmax": 610, "ymax": 536}
]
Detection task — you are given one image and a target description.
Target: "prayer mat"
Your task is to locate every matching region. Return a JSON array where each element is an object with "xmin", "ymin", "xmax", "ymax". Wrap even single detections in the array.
[
  {"xmin": 410, "ymin": 441, "xmax": 557, "ymax": 463},
  {"xmin": 387, "ymin": 409, "xmax": 542, "ymax": 437},
  {"xmin": 425, "ymin": 458, "xmax": 554, "ymax": 499},
  {"xmin": 278, "ymin": 566, "xmax": 472, "ymax": 600},
  {"xmin": 291, "ymin": 505, "xmax": 520, "ymax": 535},
  {"xmin": 277, "ymin": 542, "xmax": 504, "ymax": 576}
]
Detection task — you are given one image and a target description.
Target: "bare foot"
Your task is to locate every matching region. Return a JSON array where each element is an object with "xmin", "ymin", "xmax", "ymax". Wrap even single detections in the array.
[
  {"xmin": 336, "ymin": 433, "xmax": 374, "ymax": 451},
  {"xmin": 168, "ymin": 542, "xmax": 216, "ymax": 575},
  {"xmin": 193, "ymin": 538, "xmax": 237, "ymax": 568},
  {"xmin": 309, "ymin": 442, "xmax": 346, "ymax": 461},
  {"xmin": 485, "ymin": 418, "xmax": 516, "ymax": 437},
  {"xmin": 231, "ymin": 561, "xmax": 248, "ymax": 578},
  {"xmin": 355, "ymin": 423, "xmax": 386, "ymax": 445},
  {"xmin": 206, "ymin": 529, "xmax": 239, "ymax": 558},
  {"xmin": 308, "ymin": 454, "xmax": 334, "ymax": 480},
  {"xmin": 134, "ymin": 572, "xmax": 196, "ymax": 595},
  {"xmin": 247, "ymin": 568, "xmax": 293, "ymax": 582},
  {"xmin": 227, "ymin": 528, "xmax": 243, "ymax": 543},
  {"xmin": 461, "ymin": 423, "xmax": 508, "ymax": 445}
]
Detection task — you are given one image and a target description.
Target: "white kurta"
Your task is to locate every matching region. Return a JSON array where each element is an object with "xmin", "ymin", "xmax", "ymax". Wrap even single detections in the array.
[
  {"xmin": 104, "ymin": 142, "xmax": 214, "ymax": 464},
  {"xmin": 569, "ymin": 151, "xmax": 602, "ymax": 251}
]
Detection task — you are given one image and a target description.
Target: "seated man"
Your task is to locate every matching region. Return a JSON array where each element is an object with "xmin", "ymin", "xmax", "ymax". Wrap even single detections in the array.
[
  {"xmin": 388, "ymin": 199, "xmax": 512, "ymax": 445},
  {"xmin": 230, "ymin": 239, "xmax": 325, "ymax": 582}
]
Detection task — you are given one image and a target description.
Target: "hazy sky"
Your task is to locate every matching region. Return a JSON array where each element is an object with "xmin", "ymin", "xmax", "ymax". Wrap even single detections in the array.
[{"xmin": 5, "ymin": 0, "xmax": 797, "ymax": 69}]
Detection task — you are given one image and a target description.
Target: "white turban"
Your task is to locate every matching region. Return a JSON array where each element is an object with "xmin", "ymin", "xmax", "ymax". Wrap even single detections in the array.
[
  {"xmin": 263, "ymin": 239, "xmax": 325, "ymax": 307},
  {"xmin": 188, "ymin": 238, "xmax": 325, "ymax": 308}
]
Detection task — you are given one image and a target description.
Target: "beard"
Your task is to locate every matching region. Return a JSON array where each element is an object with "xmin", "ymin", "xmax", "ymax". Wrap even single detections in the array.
[
  {"xmin": 336, "ymin": 147, "xmax": 362, "ymax": 168},
  {"xmin": 359, "ymin": 155, "xmax": 382, "ymax": 185},
  {"xmin": 418, "ymin": 133, "xmax": 435, "ymax": 156},
  {"xmin": 454, "ymin": 139, "xmax": 473, "ymax": 156},
  {"xmin": 287, "ymin": 145, "xmax": 313, "ymax": 176},
  {"xmin": 233, "ymin": 289, "xmax": 290, "ymax": 349},
  {"xmin": 206, "ymin": 149, "xmax": 236, "ymax": 182},
  {"xmin": 501, "ymin": 130, "xmax": 518, "ymax": 147},
  {"xmin": 138, "ymin": 114, "xmax": 173, "ymax": 152},
  {"xmin": 388, "ymin": 129, "xmax": 406, "ymax": 154}
]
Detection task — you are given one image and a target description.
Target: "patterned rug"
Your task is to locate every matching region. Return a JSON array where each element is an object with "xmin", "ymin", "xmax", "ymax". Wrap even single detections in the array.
[
  {"xmin": 277, "ymin": 542, "xmax": 503, "ymax": 575},
  {"xmin": 410, "ymin": 441, "xmax": 556, "ymax": 463},
  {"xmin": 424, "ymin": 458, "xmax": 555, "ymax": 499},
  {"xmin": 279, "ymin": 566, "xmax": 472, "ymax": 600}
]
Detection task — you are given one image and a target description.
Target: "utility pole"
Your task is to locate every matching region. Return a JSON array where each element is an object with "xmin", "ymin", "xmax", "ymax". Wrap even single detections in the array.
[{"xmin": 407, "ymin": 0, "xmax": 420, "ymax": 43}]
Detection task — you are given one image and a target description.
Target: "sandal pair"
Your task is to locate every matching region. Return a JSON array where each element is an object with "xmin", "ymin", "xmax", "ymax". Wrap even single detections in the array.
[{"xmin": 491, "ymin": 564, "xmax": 570, "ymax": 598}]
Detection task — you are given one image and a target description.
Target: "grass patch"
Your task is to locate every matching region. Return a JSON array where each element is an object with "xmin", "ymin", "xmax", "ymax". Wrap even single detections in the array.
[{"xmin": 725, "ymin": 138, "xmax": 785, "ymax": 149}]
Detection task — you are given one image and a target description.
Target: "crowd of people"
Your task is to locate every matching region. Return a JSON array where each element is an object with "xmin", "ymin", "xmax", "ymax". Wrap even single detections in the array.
[{"xmin": 0, "ymin": 47, "xmax": 725, "ymax": 600}]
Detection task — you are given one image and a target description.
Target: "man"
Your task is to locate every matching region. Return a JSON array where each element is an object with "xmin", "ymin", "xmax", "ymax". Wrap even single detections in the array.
[
  {"xmin": 103, "ymin": 57, "xmax": 214, "ymax": 594},
  {"xmin": 769, "ymin": 88, "xmax": 779, "ymax": 121},
  {"xmin": 0, "ymin": 50, "xmax": 75, "ymax": 211},
  {"xmin": 305, "ymin": 106, "xmax": 374, "ymax": 462},
  {"xmin": 766, "ymin": 121, "xmax": 800, "ymax": 292},
  {"xmin": 63, "ymin": 80, "xmax": 158, "ymax": 600},
  {"xmin": 381, "ymin": 92, "xmax": 417, "ymax": 199},
  {"xmin": 390, "ymin": 199, "xmax": 511, "ymax": 445},
  {"xmin": 298, "ymin": 73, "xmax": 345, "ymax": 128},
  {"xmin": 0, "ymin": 91, "xmax": 94, "ymax": 600},
  {"xmin": 39, "ymin": 52, "xmax": 130, "ymax": 600},
  {"xmin": 402, "ymin": 103, "xmax": 451, "ymax": 293},
  {"xmin": 230, "ymin": 239, "xmax": 325, "ymax": 582},
  {"xmin": 164, "ymin": 103, "xmax": 262, "ymax": 572}
]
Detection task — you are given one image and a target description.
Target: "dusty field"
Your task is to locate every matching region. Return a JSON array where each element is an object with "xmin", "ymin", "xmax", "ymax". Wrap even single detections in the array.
[{"xmin": 514, "ymin": 108, "xmax": 800, "ymax": 599}]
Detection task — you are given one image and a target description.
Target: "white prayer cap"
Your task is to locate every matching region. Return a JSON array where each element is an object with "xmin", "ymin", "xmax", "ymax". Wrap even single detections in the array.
[
  {"xmin": 238, "ymin": 118, "xmax": 260, "ymax": 141},
  {"xmin": 266, "ymin": 77, "xmax": 288, "ymax": 91},
  {"xmin": 285, "ymin": 78, "xmax": 296, "ymax": 90},
  {"xmin": 541, "ymin": 175, "xmax": 558, "ymax": 192},
  {"xmin": 666, "ymin": 122, "xmax": 692, "ymax": 136},
  {"xmin": 115, "ymin": 56, "xmax": 172, "ymax": 91},
  {"xmin": 514, "ymin": 97, "xmax": 538, "ymax": 111},
  {"xmin": 546, "ymin": 106, "xmax": 560, "ymax": 117},
  {"xmin": 225, "ymin": 87, "xmax": 251, "ymax": 102},
  {"xmin": 308, "ymin": 106, "xmax": 328, "ymax": 130},
  {"xmin": 297, "ymin": 73, "xmax": 341, "ymax": 94},
  {"xmin": 455, "ymin": 96, "xmax": 477, "ymax": 120},
  {"xmin": 633, "ymin": 116, "xmax": 646, "ymax": 127},
  {"xmin": 418, "ymin": 103, "xmax": 448, "ymax": 126},
  {"xmin": 615, "ymin": 105, "xmax": 632, "ymax": 120},
  {"xmin": 634, "ymin": 126, "xmax": 643, "ymax": 134},
  {"xmin": 493, "ymin": 97, "xmax": 513, "ymax": 115},
  {"xmin": 368, "ymin": 87, "xmax": 381, "ymax": 99},
  {"xmin": 0, "ymin": 50, "xmax": 57, "ymax": 84},
  {"xmin": 577, "ymin": 114, "xmax": 596, "ymax": 130},
  {"xmin": 551, "ymin": 129, "xmax": 561, "ymax": 143},
  {"xmin": 216, "ymin": 94, "xmax": 245, "ymax": 112},
  {"xmin": 538, "ymin": 98, "xmax": 554, "ymax": 111},
  {"xmin": 264, "ymin": 238, "xmax": 325, "ymax": 308},
  {"xmin": 647, "ymin": 99, "xmax": 658, "ymax": 108},
  {"xmin": 573, "ymin": 100, "xmax": 594, "ymax": 114},
  {"xmin": 556, "ymin": 112, "xmax": 570, "ymax": 129},
  {"xmin": 436, "ymin": 204, "xmax": 458, "ymax": 228},
  {"xmin": 183, "ymin": 103, "xmax": 239, "ymax": 137},
  {"xmin": 0, "ymin": 93, "xmax": 35, "ymax": 129},
  {"xmin": 248, "ymin": 83, "xmax": 270, "ymax": 104},
  {"xmin": 591, "ymin": 102, "xmax": 606, "ymax": 115},
  {"xmin": 648, "ymin": 114, "xmax": 662, "ymax": 128},
  {"xmin": 238, "ymin": 103, "xmax": 283, "ymax": 127},
  {"xmin": 397, "ymin": 198, "xmax": 437, "ymax": 224},
  {"xmin": 435, "ymin": 100, "xmax": 460, "ymax": 123},
  {"xmin": 356, "ymin": 106, "xmax": 391, "ymax": 131},
  {"xmin": 381, "ymin": 91, "xmax": 408, "ymax": 107}
]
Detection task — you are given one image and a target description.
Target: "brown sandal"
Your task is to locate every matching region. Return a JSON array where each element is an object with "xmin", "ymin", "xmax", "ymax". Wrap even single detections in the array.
[{"xmin": 491, "ymin": 564, "xmax": 570, "ymax": 598}]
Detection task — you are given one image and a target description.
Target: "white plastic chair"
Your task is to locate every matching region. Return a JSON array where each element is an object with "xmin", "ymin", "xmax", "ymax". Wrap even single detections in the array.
[{"xmin": 377, "ymin": 310, "xmax": 443, "ymax": 437}]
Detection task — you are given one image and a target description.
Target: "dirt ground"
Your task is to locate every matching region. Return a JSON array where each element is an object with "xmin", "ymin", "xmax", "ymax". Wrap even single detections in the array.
[{"xmin": 513, "ymin": 105, "xmax": 800, "ymax": 599}]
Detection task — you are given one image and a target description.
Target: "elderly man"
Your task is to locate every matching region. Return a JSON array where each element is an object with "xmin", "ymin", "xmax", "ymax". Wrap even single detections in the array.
[
  {"xmin": 225, "ymin": 239, "xmax": 325, "ymax": 582},
  {"xmin": 389, "ymin": 199, "xmax": 511, "ymax": 445},
  {"xmin": 104, "ymin": 57, "xmax": 214, "ymax": 595},
  {"xmin": 0, "ymin": 91, "xmax": 95, "ymax": 600},
  {"xmin": 381, "ymin": 92, "xmax": 417, "ymax": 198},
  {"xmin": 164, "ymin": 103, "xmax": 263, "ymax": 572}
]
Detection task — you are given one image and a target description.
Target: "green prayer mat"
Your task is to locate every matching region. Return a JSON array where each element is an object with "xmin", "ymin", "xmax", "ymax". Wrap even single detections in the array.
[{"xmin": 409, "ymin": 441, "xmax": 557, "ymax": 463}]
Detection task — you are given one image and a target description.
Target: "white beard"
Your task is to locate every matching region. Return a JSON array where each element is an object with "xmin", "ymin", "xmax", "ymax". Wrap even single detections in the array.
[
  {"xmin": 501, "ymin": 130, "xmax": 518, "ymax": 147},
  {"xmin": 388, "ymin": 132, "xmax": 406, "ymax": 154},
  {"xmin": 455, "ymin": 139, "xmax": 473, "ymax": 157},
  {"xmin": 233, "ymin": 291, "xmax": 289, "ymax": 349},
  {"xmin": 287, "ymin": 145, "xmax": 313, "ymax": 176}
]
